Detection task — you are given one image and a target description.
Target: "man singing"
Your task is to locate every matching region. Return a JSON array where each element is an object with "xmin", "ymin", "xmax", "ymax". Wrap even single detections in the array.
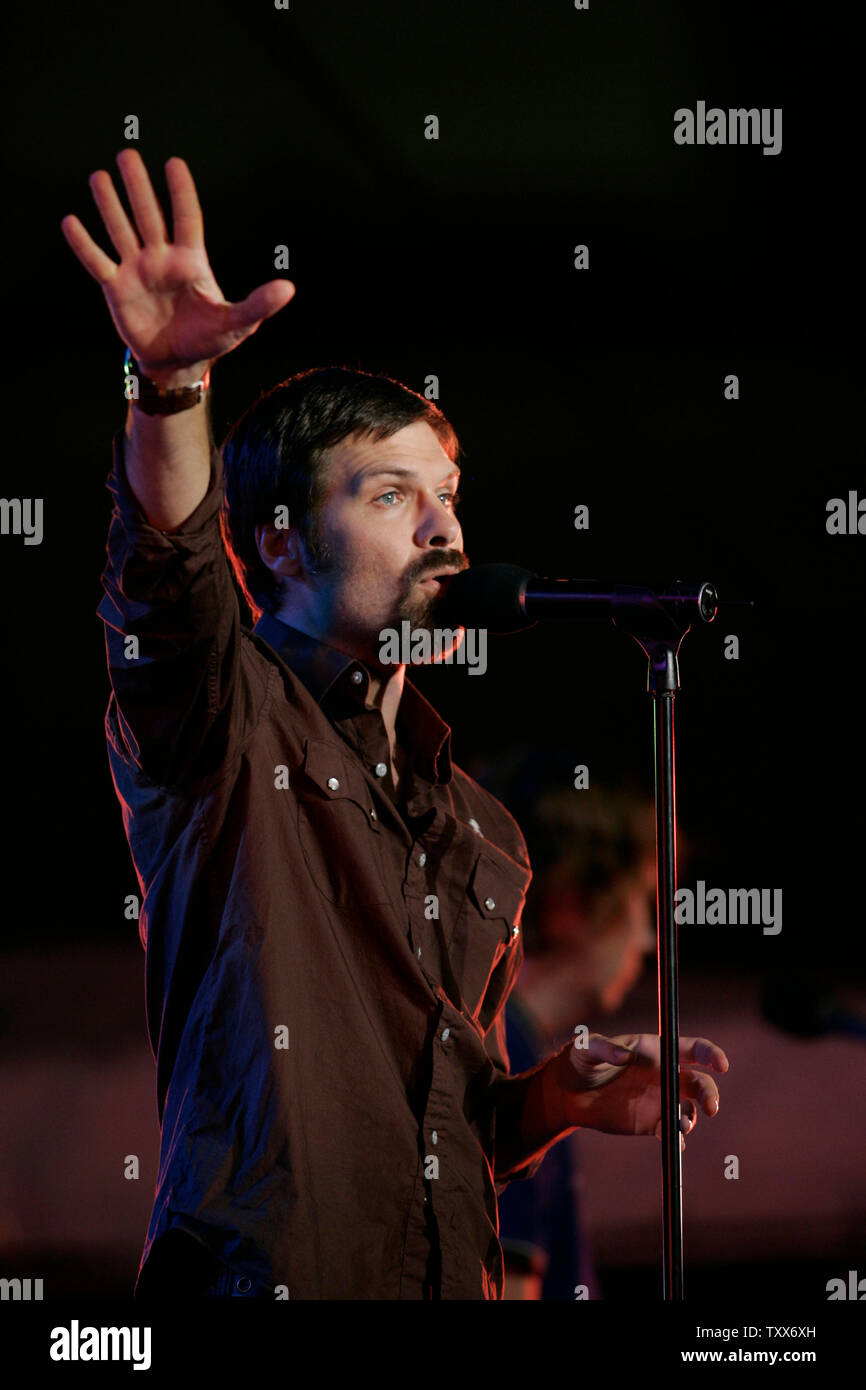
[{"xmin": 62, "ymin": 149, "xmax": 728, "ymax": 1300}]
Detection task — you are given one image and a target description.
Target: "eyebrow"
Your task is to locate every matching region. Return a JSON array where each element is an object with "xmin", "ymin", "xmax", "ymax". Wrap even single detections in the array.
[{"xmin": 352, "ymin": 465, "xmax": 461, "ymax": 494}]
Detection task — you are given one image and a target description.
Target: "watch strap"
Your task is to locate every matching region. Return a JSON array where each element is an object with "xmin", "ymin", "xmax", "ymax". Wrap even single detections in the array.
[{"xmin": 124, "ymin": 349, "xmax": 211, "ymax": 415}]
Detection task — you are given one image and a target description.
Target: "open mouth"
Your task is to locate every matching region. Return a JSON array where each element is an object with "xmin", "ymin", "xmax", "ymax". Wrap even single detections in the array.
[{"xmin": 417, "ymin": 571, "xmax": 457, "ymax": 592}]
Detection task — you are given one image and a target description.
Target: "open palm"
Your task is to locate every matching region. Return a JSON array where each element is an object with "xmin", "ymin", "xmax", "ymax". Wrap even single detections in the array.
[{"xmin": 61, "ymin": 148, "xmax": 294, "ymax": 378}]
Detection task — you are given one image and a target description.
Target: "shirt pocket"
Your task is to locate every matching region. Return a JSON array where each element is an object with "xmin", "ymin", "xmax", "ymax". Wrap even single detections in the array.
[
  {"xmin": 453, "ymin": 846, "xmax": 529, "ymax": 1021},
  {"xmin": 294, "ymin": 738, "xmax": 392, "ymax": 907}
]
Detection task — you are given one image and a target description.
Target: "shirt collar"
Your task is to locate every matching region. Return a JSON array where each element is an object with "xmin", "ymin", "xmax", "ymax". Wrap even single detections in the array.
[{"xmin": 252, "ymin": 611, "xmax": 453, "ymax": 787}]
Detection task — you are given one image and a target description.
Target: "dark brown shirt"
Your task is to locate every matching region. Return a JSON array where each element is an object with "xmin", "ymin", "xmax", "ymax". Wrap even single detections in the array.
[{"xmin": 97, "ymin": 430, "xmax": 546, "ymax": 1300}]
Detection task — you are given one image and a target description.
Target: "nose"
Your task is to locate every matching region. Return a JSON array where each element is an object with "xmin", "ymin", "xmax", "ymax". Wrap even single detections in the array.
[{"xmin": 415, "ymin": 492, "xmax": 461, "ymax": 549}]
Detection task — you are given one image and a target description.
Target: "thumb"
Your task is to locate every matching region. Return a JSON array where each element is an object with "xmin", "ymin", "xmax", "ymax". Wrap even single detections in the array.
[
  {"xmin": 228, "ymin": 279, "xmax": 296, "ymax": 335},
  {"xmin": 584, "ymin": 1034, "xmax": 636, "ymax": 1066}
]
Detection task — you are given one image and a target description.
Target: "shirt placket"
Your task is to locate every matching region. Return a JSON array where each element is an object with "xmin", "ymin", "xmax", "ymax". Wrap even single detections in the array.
[{"xmin": 318, "ymin": 683, "xmax": 501, "ymax": 1299}]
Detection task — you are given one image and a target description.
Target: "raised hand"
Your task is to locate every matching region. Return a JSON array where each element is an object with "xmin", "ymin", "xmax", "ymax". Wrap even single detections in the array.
[{"xmin": 61, "ymin": 149, "xmax": 295, "ymax": 382}]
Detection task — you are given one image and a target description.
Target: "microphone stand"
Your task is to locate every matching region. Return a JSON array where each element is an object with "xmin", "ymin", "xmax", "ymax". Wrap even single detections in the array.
[
  {"xmin": 441, "ymin": 566, "xmax": 748, "ymax": 1298},
  {"xmin": 523, "ymin": 578, "xmax": 721, "ymax": 1298},
  {"xmin": 609, "ymin": 582, "xmax": 718, "ymax": 1301}
]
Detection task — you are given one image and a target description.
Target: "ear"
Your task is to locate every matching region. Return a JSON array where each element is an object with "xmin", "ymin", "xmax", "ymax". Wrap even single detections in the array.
[{"xmin": 255, "ymin": 519, "xmax": 305, "ymax": 582}]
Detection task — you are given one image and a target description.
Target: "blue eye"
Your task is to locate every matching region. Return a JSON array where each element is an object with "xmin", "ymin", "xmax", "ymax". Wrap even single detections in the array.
[{"xmin": 374, "ymin": 489, "xmax": 461, "ymax": 508}]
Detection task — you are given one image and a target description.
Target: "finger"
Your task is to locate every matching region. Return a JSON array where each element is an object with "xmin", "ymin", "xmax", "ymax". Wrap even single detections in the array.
[
  {"xmin": 60, "ymin": 214, "xmax": 118, "ymax": 284},
  {"xmin": 567, "ymin": 1032, "xmax": 637, "ymax": 1088},
  {"xmin": 115, "ymin": 148, "xmax": 168, "ymax": 245},
  {"xmin": 576, "ymin": 1032, "xmax": 638, "ymax": 1068},
  {"xmin": 605, "ymin": 1032, "xmax": 660, "ymax": 1065},
  {"xmin": 227, "ymin": 279, "xmax": 296, "ymax": 335},
  {"xmin": 88, "ymin": 169, "xmax": 140, "ymax": 259},
  {"xmin": 165, "ymin": 156, "xmax": 204, "ymax": 249},
  {"xmin": 679, "ymin": 1068, "xmax": 720, "ymax": 1115},
  {"xmin": 680, "ymin": 1037, "xmax": 729, "ymax": 1072},
  {"xmin": 680, "ymin": 1102, "xmax": 698, "ymax": 1133},
  {"xmin": 654, "ymin": 1120, "xmax": 686, "ymax": 1151}
]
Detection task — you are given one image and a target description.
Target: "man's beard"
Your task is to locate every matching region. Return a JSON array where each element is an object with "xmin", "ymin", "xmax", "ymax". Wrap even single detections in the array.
[
  {"xmin": 305, "ymin": 527, "xmax": 467, "ymax": 648},
  {"xmin": 394, "ymin": 549, "xmax": 469, "ymax": 633},
  {"xmin": 395, "ymin": 582, "xmax": 439, "ymax": 631}
]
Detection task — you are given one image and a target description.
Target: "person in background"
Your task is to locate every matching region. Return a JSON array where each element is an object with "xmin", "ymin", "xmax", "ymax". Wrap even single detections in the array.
[{"xmin": 468, "ymin": 747, "xmax": 658, "ymax": 1299}]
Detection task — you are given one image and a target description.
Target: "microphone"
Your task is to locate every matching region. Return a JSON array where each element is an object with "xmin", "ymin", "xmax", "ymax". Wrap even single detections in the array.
[{"xmin": 437, "ymin": 563, "xmax": 732, "ymax": 634}]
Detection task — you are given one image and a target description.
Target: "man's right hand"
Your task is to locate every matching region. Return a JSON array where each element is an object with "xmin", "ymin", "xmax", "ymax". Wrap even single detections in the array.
[{"xmin": 61, "ymin": 149, "xmax": 295, "ymax": 385}]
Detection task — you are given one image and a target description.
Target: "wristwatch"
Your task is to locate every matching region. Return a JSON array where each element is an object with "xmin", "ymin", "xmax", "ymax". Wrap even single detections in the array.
[{"xmin": 124, "ymin": 348, "xmax": 211, "ymax": 415}]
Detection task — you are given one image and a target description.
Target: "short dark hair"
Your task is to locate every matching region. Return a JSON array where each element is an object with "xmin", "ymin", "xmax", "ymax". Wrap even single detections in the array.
[
  {"xmin": 220, "ymin": 366, "xmax": 460, "ymax": 618},
  {"xmin": 467, "ymin": 743, "xmax": 658, "ymax": 957},
  {"xmin": 521, "ymin": 786, "xmax": 656, "ymax": 950}
]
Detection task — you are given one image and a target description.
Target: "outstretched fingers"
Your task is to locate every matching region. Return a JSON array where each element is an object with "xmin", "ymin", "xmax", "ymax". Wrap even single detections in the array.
[
  {"xmin": 227, "ymin": 279, "xmax": 297, "ymax": 335},
  {"xmin": 115, "ymin": 148, "xmax": 168, "ymax": 246},
  {"xmin": 88, "ymin": 168, "xmax": 140, "ymax": 260},
  {"xmin": 165, "ymin": 157, "xmax": 205, "ymax": 249},
  {"xmin": 680, "ymin": 1036, "xmax": 729, "ymax": 1073},
  {"xmin": 60, "ymin": 214, "xmax": 117, "ymax": 285},
  {"xmin": 601, "ymin": 1034, "xmax": 729, "ymax": 1079},
  {"xmin": 680, "ymin": 1067, "xmax": 720, "ymax": 1116}
]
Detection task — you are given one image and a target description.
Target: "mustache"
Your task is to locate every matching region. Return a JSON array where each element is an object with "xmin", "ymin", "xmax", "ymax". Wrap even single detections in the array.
[{"xmin": 405, "ymin": 551, "xmax": 469, "ymax": 586}]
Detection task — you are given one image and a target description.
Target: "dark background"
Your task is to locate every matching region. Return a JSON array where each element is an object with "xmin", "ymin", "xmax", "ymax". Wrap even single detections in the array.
[{"xmin": 0, "ymin": 0, "xmax": 862, "ymax": 1310}]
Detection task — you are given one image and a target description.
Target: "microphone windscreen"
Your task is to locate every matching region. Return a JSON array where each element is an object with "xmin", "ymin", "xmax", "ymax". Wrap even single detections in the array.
[{"xmin": 437, "ymin": 563, "xmax": 536, "ymax": 633}]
